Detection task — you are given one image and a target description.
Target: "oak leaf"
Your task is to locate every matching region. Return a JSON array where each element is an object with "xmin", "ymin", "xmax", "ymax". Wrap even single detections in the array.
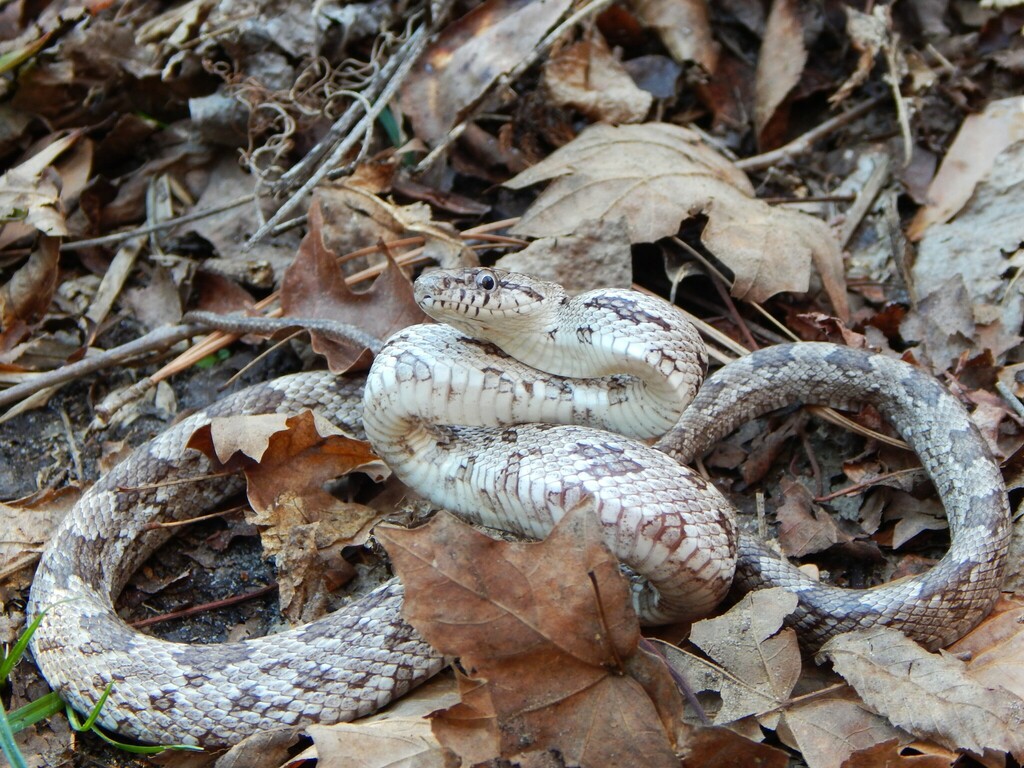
[
  {"xmin": 505, "ymin": 123, "xmax": 847, "ymax": 316},
  {"xmin": 188, "ymin": 410, "xmax": 388, "ymax": 622},
  {"xmin": 821, "ymin": 627, "xmax": 1024, "ymax": 758},
  {"xmin": 280, "ymin": 196, "xmax": 427, "ymax": 373},
  {"xmin": 378, "ymin": 505, "xmax": 684, "ymax": 768},
  {"xmin": 948, "ymin": 595, "xmax": 1024, "ymax": 703},
  {"xmin": 662, "ymin": 589, "xmax": 904, "ymax": 768}
]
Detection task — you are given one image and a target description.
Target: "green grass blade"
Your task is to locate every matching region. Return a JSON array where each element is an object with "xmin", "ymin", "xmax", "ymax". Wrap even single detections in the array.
[
  {"xmin": 5, "ymin": 692, "xmax": 64, "ymax": 732},
  {"xmin": 0, "ymin": 606, "xmax": 51, "ymax": 681},
  {"xmin": 0, "ymin": 696, "xmax": 29, "ymax": 768}
]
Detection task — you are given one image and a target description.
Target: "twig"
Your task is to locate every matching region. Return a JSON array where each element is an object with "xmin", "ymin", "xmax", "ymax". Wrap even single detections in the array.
[
  {"xmin": 58, "ymin": 195, "xmax": 255, "ymax": 252},
  {"xmin": 996, "ymin": 380, "xmax": 1024, "ymax": 421},
  {"xmin": 736, "ymin": 97, "xmax": 884, "ymax": 173},
  {"xmin": 279, "ymin": 62, "xmax": 402, "ymax": 188},
  {"xmin": 836, "ymin": 154, "xmax": 891, "ymax": 247},
  {"xmin": 0, "ymin": 323, "xmax": 200, "ymax": 412},
  {"xmin": 184, "ymin": 311, "xmax": 383, "ymax": 354},
  {"xmin": 814, "ymin": 466, "xmax": 922, "ymax": 503},
  {"xmin": 143, "ymin": 504, "xmax": 248, "ymax": 530},
  {"xmin": 247, "ymin": 22, "xmax": 433, "ymax": 246},
  {"xmin": 129, "ymin": 583, "xmax": 278, "ymax": 629}
]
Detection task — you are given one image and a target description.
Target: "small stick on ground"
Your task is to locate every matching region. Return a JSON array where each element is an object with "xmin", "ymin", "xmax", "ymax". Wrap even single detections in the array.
[{"xmin": 130, "ymin": 583, "xmax": 279, "ymax": 629}]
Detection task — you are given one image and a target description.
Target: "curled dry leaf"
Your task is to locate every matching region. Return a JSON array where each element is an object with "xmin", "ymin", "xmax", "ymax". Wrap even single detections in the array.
[
  {"xmin": 754, "ymin": 0, "xmax": 807, "ymax": 145},
  {"xmin": 543, "ymin": 37, "xmax": 652, "ymax": 123},
  {"xmin": 821, "ymin": 627, "xmax": 1024, "ymax": 759},
  {"xmin": 632, "ymin": 0, "xmax": 719, "ymax": 72},
  {"xmin": 0, "ymin": 132, "xmax": 76, "ymax": 238},
  {"xmin": 775, "ymin": 477, "xmax": 855, "ymax": 557},
  {"xmin": 399, "ymin": 0, "xmax": 572, "ymax": 146},
  {"xmin": 948, "ymin": 595, "xmax": 1024, "ymax": 702},
  {"xmin": 908, "ymin": 95, "xmax": 1024, "ymax": 241},
  {"xmin": 187, "ymin": 410, "xmax": 388, "ymax": 622},
  {"xmin": 378, "ymin": 505, "xmax": 685, "ymax": 768},
  {"xmin": 675, "ymin": 722, "xmax": 790, "ymax": 768},
  {"xmin": 661, "ymin": 589, "xmax": 902, "ymax": 768},
  {"xmin": 841, "ymin": 738, "xmax": 957, "ymax": 768},
  {"xmin": 0, "ymin": 488, "xmax": 79, "ymax": 589},
  {"xmin": 0, "ymin": 236, "xmax": 60, "ymax": 351},
  {"xmin": 505, "ymin": 122, "xmax": 847, "ymax": 316},
  {"xmin": 280, "ymin": 196, "xmax": 427, "ymax": 373}
]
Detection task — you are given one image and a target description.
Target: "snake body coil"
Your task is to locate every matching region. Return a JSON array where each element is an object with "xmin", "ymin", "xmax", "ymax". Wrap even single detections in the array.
[{"xmin": 27, "ymin": 269, "xmax": 1010, "ymax": 746}]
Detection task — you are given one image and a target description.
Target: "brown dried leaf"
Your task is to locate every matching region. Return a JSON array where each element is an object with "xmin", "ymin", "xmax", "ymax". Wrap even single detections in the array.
[
  {"xmin": 0, "ymin": 235, "xmax": 59, "ymax": 351},
  {"xmin": 908, "ymin": 95, "xmax": 1024, "ymax": 240},
  {"xmin": 754, "ymin": 0, "xmax": 807, "ymax": 145},
  {"xmin": 665, "ymin": 593, "xmax": 907, "ymax": 768},
  {"xmin": 821, "ymin": 628, "xmax": 1024, "ymax": 758},
  {"xmin": 188, "ymin": 411, "xmax": 388, "ymax": 621},
  {"xmin": 0, "ymin": 132, "xmax": 76, "ymax": 238},
  {"xmin": 506, "ymin": 123, "xmax": 847, "ymax": 314},
  {"xmin": 675, "ymin": 723, "xmax": 790, "ymax": 768},
  {"xmin": 0, "ymin": 487, "xmax": 78, "ymax": 589},
  {"xmin": 659, "ymin": 588, "xmax": 801, "ymax": 727},
  {"xmin": 280, "ymin": 197, "xmax": 427, "ymax": 373},
  {"xmin": 307, "ymin": 719, "xmax": 449, "ymax": 768},
  {"xmin": 494, "ymin": 217, "xmax": 633, "ymax": 292},
  {"xmin": 399, "ymin": 0, "xmax": 572, "ymax": 145},
  {"xmin": 632, "ymin": 0, "xmax": 719, "ymax": 71},
  {"xmin": 907, "ymin": 136, "xmax": 1024, "ymax": 359},
  {"xmin": 882, "ymin": 493, "xmax": 946, "ymax": 549},
  {"xmin": 779, "ymin": 691, "xmax": 907, "ymax": 768},
  {"xmin": 378, "ymin": 506, "xmax": 683, "ymax": 768},
  {"xmin": 948, "ymin": 595, "xmax": 1024, "ymax": 702},
  {"xmin": 543, "ymin": 37, "xmax": 652, "ymax": 123},
  {"xmin": 776, "ymin": 478, "xmax": 854, "ymax": 557},
  {"xmin": 841, "ymin": 739, "xmax": 956, "ymax": 768},
  {"xmin": 316, "ymin": 184, "xmax": 467, "ymax": 269}
]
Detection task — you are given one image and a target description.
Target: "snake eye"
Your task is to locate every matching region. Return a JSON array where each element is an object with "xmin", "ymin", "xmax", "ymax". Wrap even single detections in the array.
[{"xmin": 476, "ymin": 270, "xmax": 497, "ymax": 291}]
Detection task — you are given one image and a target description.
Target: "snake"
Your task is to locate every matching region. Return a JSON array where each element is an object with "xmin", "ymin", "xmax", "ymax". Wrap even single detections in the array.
[{"xmin": 25, "ymin": 268, "xmax": 1010, "ymax": 747}]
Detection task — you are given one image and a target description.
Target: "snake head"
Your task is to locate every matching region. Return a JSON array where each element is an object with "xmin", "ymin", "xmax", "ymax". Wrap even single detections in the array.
[{"xmin": 415, "ymin": 268, "xmax": 565, "ymax": 339}]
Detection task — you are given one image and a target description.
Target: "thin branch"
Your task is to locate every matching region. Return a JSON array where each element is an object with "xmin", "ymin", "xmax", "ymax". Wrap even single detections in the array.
[
  {"xmin": 59, "ymin": 195, "xmax": 255, "ymax": 252},
  {"xmin": 0, "ymin": 323, "xmax": 200, "ymax": 412},
  {"xmin": 246, "ymin": 22, "xmax": 433, "ymax": 246},
  {"xmin": 737, "ymin": 97, "xmax": 884, "ymax": 173},
  {"xmin": 129, "ymin": 583, "xmax": 278, "ymax": 629}
]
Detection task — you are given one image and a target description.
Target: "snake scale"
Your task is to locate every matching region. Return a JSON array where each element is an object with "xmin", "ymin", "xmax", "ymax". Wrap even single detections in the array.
[{"xmin": 26, "ymin": 268, "xmax": 1010, "ymax": 746}]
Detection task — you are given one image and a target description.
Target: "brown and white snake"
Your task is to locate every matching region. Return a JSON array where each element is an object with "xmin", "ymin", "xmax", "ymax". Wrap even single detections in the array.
[{"xmin": 27, "ymin": 268, "xmax": 1010, "ymax": 746}]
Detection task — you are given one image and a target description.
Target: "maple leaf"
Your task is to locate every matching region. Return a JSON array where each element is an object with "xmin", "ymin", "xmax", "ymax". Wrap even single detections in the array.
[
  {"xmin": 187, "ymin": 410, "xmax": 388, "ymax": 622},
  {"xmin": 377, "ymin": 505, "xmax": 685, "ymax": 768},
  {"xmin": 505, "ymin": 122, "xmax": 848, "ymax": 318},
  {"xmin": 279, "ymin": 196, "xmax": 427, "ymax": 373},
  {"xmin": 661, "ymin": 589, "xmax": 904, "ymax": 768}
]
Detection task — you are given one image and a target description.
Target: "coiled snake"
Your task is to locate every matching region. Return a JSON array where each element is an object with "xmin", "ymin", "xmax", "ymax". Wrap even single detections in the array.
[{"xmin": 27, "ymin": 268, "xmax": 1010, "ymax": 746}]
